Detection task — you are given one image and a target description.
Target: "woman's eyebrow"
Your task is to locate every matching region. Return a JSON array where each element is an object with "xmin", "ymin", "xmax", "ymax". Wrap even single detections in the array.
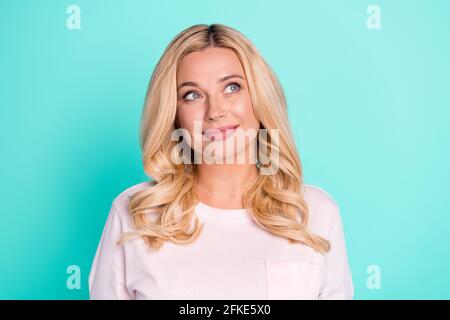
[{"xmin": 177, "ymin": 74, "xmax": 245, "ymax": 90}]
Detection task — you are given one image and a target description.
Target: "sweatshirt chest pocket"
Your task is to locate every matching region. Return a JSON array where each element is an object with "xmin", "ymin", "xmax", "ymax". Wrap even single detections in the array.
[{"xmin": 264, "ymin": 259, "xmax": 323, "ymax": 300}]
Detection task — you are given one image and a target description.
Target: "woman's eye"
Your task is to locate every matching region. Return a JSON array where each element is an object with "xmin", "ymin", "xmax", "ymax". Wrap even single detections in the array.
[
  {"xmin": 182, "ymin": 83, "xmax": 240, "ymax": 101},
  {"xmin": 224, "ymin": 82, "xmax": 241, "ymax": 94},
  {"xmin": 183, "ymin": 91, "xmax": 201, "ymax": 101}
]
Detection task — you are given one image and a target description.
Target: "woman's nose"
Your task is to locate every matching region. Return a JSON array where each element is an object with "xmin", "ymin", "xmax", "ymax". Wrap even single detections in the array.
[{"xmin": 205, "ymin": 96, "xmax": 227, "ymax": 121}]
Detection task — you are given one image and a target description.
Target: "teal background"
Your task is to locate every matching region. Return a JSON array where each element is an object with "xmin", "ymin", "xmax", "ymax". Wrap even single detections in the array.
[{"xmin": 1, "ymin": 0, "xmax": 449, "ymax": 299}]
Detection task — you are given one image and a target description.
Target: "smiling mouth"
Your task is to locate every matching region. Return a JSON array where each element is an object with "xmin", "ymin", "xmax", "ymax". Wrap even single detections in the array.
[{"xmin": 203, "ymin": 125, "xmax": 240, "ymax": 141}]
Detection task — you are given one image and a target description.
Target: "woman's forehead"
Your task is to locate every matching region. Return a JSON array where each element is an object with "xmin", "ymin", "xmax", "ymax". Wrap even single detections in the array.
[{"xmin": 177, "ymin": 47, "xmax": 244, "ymax": 84}]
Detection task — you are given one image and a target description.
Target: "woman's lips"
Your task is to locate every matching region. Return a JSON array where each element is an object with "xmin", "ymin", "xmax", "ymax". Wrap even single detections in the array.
[{"xmin": 203, "ymin": 125, "xmax": 239, "ymax": 141}]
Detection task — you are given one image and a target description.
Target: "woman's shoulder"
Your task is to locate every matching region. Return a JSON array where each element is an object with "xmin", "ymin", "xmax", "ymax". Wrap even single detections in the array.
[
  {"xmin": 109, "ymin": 180, "xmax": 155, "ymax": 218},
  {"xmin": 301, "ymin": 183, "xmax": 342, "ymax": 233},
  {"xmin": 302, "ymin": 184, "xmax": 339, "ymax": 208}
]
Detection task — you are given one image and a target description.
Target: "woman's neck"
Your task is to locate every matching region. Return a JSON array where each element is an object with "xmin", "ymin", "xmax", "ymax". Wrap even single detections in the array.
[{"xmin": 193, "ymin": 163, "xmax": 259, "ymax": 209}]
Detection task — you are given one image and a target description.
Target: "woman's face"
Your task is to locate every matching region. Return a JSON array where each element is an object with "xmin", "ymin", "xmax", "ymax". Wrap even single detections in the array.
[{"xmin": 175, "ymin": 47, "xmax": 260, "ymax": 163}]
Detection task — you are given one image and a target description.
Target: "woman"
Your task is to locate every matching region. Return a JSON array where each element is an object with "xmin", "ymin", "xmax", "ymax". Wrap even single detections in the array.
[{"xmin": 89, "ymin": 24, "xmax": 354, "ymax": 300}]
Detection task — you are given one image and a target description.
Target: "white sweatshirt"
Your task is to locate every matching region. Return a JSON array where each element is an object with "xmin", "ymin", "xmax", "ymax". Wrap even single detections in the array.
[{"xmin": 89, "ymin": 181, "xmax": 354, "ymax": 300}]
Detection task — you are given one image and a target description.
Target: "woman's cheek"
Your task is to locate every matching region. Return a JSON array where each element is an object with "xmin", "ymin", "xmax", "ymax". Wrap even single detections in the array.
[{"xmin": 234, "ymin": 99, "xmax": 257, "ymax": 126}]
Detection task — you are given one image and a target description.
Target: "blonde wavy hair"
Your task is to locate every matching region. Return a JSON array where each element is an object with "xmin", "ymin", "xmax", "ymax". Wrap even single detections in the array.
[{"xmin": 118, "ymin": 24, "xmax": 331, "ymax": 254}]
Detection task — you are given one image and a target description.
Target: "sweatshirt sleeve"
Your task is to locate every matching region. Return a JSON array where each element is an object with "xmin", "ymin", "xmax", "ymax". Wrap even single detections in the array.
[
  {"xmin": 88, "ymin": 202, "xmax": 134, "ymax": 300},
  {"xmin": 318, "ymin": 204, "xmax": 354, "ymax": 300}
]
